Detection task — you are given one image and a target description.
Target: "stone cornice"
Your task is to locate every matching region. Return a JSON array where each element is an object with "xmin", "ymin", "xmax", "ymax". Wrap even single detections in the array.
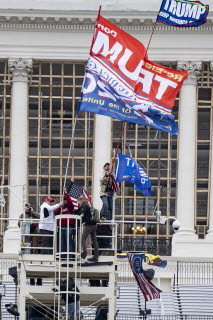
[{"xmin": 0, "ymin": 9, "xmax": 213, "ymax": 32}]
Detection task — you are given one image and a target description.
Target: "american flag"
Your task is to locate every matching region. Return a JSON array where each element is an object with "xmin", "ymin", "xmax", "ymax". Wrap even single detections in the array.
[
  {"xmin": 127, "ymin": 252, "xmax": 161, "ymax": 301},
  {"xmin": 67, "ymin": 181, "xmax": 92, "ymax": 211},
  {"xmin": 112, "ymin": 175, "xmax": 118, "ymax": 193}
]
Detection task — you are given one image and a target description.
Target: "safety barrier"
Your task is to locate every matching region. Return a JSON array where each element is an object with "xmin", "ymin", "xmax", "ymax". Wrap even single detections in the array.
[{"xmin": 177, "ymin": 261, "xmax": 213, "ymax": 285}]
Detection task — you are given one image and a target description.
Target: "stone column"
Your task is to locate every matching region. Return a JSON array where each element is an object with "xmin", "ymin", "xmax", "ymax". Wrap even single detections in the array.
[
  {"xmin": 93, "ymin": 115, "xmax": 112, "ymax": 210},
  {"xmin": 206, "ymin": 62, "xmax": 213, "ymax": 239},
  {"xmin": 4, "ymin": 58, "xmax": 32, "ymax": 254},
  {"xmin": 172, "ymin": 61, "xmax": 201, "ymax": 256}
]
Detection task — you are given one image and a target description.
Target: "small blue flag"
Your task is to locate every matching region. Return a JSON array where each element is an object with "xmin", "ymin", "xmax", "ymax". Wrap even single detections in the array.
[
  {"xmin": 116, "ymin": 153, "xmax": 152, "ymax": 196},
  {"xmin": 157, "ymin": 0, "xmax": 209, "ymax": 27}
]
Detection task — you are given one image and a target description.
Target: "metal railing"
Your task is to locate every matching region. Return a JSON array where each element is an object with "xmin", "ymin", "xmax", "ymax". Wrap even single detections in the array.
[
  {"xmin": 115, "ymin": 316, "xmax": 213, "ymax": 320},
  {"xmin": 83, "ymin": 314, "xmax": 213, "ymax": 320},
  {"xmin": 117, "ymin": 237, "xmax": 172, "ymax": 256},
  {"xmin": 177, "ymin": 261, "xmax": 213, "ymax": 285}
]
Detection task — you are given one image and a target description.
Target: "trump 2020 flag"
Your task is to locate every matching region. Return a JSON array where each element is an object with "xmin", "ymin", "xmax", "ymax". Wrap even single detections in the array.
[
  {"xmin": 134, "ymin": 58, "xmax": 188, "ymax": 134},
  {"xmin": 157, "ymin": 0, "xmax": 209, "ymax": 27},
  {"xmin": 78, "ymin": 14, "xmax": 188, "ymax": 135},
  {"xmin": 116, "ymin": 153, "xmax": 152, "ymax": 196},
  {"xmin": 127, "ymin": 253, "xmax": 161, "ymax": 301}
]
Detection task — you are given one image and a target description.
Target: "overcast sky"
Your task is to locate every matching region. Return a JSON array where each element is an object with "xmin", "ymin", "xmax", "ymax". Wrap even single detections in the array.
[{"xmin": 0, "ymin": 0, "xmax": 212, "ymax": 11}]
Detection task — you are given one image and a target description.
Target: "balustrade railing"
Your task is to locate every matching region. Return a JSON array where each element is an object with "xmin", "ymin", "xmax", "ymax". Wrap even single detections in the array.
[
  {"xmin": 117, "ymin": 237, "xmax": 172, "ymax": 256},
  {"xmin": 177, "ymin": 261, "xmax": 213, "ymax": 285}
]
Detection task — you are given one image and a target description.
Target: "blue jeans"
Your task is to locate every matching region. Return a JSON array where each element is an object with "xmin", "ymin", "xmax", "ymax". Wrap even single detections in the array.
[
  {"xmin": 68, "ymin": 300, "xmax": 80, "ymax": 319},
  {"xmin": 100, "ymin": 196, "xmax": 113, "ymax": 220},
  {"xmin": 60, "ymin": 227, "xmax": 73, "ymax": 259}
]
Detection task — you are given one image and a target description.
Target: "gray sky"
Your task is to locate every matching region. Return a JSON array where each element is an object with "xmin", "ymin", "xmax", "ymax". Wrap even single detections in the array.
[{"xmin": 0, "ymin": 0, "xmax": 212, "ymax": 11}]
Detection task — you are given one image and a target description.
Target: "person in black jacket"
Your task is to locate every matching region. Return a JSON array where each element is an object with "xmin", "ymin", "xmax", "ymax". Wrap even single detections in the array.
[
  {"xmin": 5, "ymin": 303, "xmax": 19, "ymax": 317},
  {"xmin": 52, "ymin": 278, "xmax": 80, "ymax": 320},
  {"xmin": 76, "ymin": 196, "xmax": 99, "ymax": 262}
]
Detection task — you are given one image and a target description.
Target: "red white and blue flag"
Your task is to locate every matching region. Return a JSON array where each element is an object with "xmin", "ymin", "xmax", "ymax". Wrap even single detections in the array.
[
  {"xmin": 78, "ymin": 14, "xmax": 188, "ymax": 135},
  {"xmin": 67, "ymin": 181, "xmax": 92, "ymax": 210},
  {"xmin": 157, "ymin": 0, "xmax": 209, "ymax": 27},
  {"xmin": 116, "ymin": 153, "xmax": 152, "ymax": 196},
  {"xmin": 127, "ymin": 252, "xmax": 161, "ymax": 301}
]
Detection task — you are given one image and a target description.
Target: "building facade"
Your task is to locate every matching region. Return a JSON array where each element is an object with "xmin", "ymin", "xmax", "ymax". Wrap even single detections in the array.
[{"xmin": 0, "ymin": 0, "xmax": 213, "ymax": 257}]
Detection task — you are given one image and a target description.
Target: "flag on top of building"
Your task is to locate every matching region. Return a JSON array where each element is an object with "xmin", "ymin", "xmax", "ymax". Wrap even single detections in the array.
[
  {"xmin": 157, "ymin": 0, "xmax": 209, "ymax": 27},
  {"xmin": 78, "ymin": 13, "xmax": 188, "ymax": 135}
]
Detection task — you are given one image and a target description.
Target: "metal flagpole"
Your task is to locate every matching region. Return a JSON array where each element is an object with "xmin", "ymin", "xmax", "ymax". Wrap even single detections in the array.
[
  {"xmin": 145, "ymin": 0, "xmax": 163, "ymax": 55},
  {"xmin": 110, "ymin": 122, "xmax": 126, "ymax": 172},
  {"xmin": 63, "ymin": 114, "xmax": 78, "ymax": 191}
]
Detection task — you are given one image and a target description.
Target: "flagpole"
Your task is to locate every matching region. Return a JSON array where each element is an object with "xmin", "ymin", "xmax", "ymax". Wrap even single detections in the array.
[
  {"xmin": 144, "ymin": 300, "xmax": 147, "ymax": 320},
  {"xmin": 63, "ymin": 113, "xmax": 78, "ymax": 194},
  {"xmin": 98, "ymin": 5, "xmax": 102, "ymax": 16},
  {"xmin": 90, "ymin": 6, "xmax": 102, "ymax": 54},
  {"xmin": 110, "ymin": 122, "xmax": 126, "ymax": 172},
  {"xmin": 110, "ymin": 3, "xmax": 161, "ymax": 172},
  {"xmin": 145, "ymin": 19, "xmax": 157, "ymax": 55},
  {"xmin": 145, "ymin": 1, "xmax": 163, "ymax": 55}
]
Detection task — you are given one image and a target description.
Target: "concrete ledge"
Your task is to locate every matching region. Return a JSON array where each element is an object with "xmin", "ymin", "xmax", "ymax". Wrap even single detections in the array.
[{"xmin": 172, "ymin": 236, "xmax": 213, "ymax": 257}]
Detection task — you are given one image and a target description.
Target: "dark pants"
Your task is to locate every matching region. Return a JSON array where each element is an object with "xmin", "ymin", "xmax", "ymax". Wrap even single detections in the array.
[
  {"xmin": 95, "ymin": 308, "xmax": 108, "ymax": 320},
  {"xmin": 100, "ymin": 196, "xmax": 113, "ymax": 220},
  {"xmin": 60, "ymin": 227, "xmax": 73, "ymax": 259},
  {"xmin": 97, "ymin": 237, "xmax": 110, "ymax": 255},
  {"xmin": 40, "ymin": 229, "xmax": 53, "ymax": 254},
  {"xmin": 82, "ymin": 225, "xmax": 99, "ymax": 258},
  {"xmin": 90, "ymin": 279, "xmax": 101, "ymax": 286}
]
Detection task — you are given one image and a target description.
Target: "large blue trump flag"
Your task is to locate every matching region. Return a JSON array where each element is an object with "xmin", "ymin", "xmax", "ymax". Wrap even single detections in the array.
[
  {"xmin": 157, "ymin": 0, "xmax": 209, "ymax": 27},
  {"xmin": 116, "ymin": 153, "xmax": 152, "ymax": 196}
]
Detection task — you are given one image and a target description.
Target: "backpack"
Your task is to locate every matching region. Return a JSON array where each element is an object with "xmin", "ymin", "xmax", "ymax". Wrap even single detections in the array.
[{"xmin": 90, "ymin": 207, "xmax": 100, "ymax": 223}]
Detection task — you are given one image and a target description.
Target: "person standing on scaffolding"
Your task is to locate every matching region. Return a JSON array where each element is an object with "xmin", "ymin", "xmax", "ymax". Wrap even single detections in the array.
[
  {"xmin": 100, "ymin": 162, "xmax": 116, "ymax": 220},
  {"xmin": 39, "ymin": 197, "xmax": 62, "ymax": 254},
  {"xmin": 76, "ymin": 196, "xmax": 99, "ymax": 262},
  {"xmin": 18, "ymin": 203, "xmax": 40, "ymax": 254},
  {"xmin": 54, "ymin": 187, "xmax": 74, "ymax": 260},
  {"xmin": 52, "ymin": 277, "xmax": 80, "ymax": 320}
]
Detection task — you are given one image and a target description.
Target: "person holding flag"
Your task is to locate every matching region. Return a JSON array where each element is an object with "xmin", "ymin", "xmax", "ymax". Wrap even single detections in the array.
[
  {"xmin": 54, "ymin": 187, "xmax": 75, "ymax": 260},
  {"xmin": 100, "ymin": 162, "xmax": 118, "ymax": 220}
]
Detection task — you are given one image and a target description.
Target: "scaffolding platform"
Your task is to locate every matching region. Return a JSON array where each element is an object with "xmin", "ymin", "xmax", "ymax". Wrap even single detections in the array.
[{"xmin": 18, "ymin": 254, "xmax": 117, "ymax": 319}]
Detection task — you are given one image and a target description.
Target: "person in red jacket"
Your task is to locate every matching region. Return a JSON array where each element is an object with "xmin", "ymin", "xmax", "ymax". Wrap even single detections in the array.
[{"xmin": 54, "ymin": 187, "xmax": 74, "ymax": 260}]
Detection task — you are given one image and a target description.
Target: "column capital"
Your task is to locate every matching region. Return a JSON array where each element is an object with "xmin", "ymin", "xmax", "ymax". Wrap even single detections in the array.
[
  {"xmin": 8, "ymin": 58, "xmax": 32, "ymax": 82},
  {"xmin": 177, "ymin": 60, "xmax": 202, "ymax": 85},
  {"xmin": 209, "ymin": 62, "xmax": 213, "ymax": 79}
]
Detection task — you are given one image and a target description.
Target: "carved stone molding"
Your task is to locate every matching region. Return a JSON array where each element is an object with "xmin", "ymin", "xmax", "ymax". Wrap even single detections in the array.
[
  {"xmin": 8, "ymin": 58, "xmax": 32, "ymax": 82},
  {"xmin": 210, "ymin": 61, "xmax": 213, "ymax": 76},
  {"xmin": 177, "ymin": 61, "xmax": 202, "ymax": 85},
  {"xmin": 1, "ymin": 21, "xmax": 213, "ymax": 32}
]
